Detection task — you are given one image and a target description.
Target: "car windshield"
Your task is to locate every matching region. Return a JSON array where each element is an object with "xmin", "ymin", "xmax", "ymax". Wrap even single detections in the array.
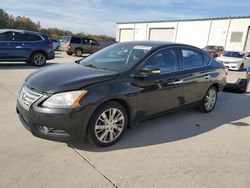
[
  {"xmin": 223, "ymin": 51, "xmax": 245, "ymax": 58},
  {"xmin": 205, "ymin": 46, "xmax": 218, "ymax": 50},
  {"xmin": 62, "ymin": 36, "xmax": 70, "ymax": 43},
  {"xmin": 79, "ymin": 43, "xmax": 153, "ymax": 72}
]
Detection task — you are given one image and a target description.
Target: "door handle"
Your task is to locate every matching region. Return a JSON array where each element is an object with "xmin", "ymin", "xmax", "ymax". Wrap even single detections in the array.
[
  {"xmin": 168, "ymin": 79, "xmax": 184, "ymax": 85},
  {"xmin": 204, "ymin": 75, "xmax": 211, "ymax": 79},
  {"xmin": 16, "ymin": 46, "xmax": 23, "ymax": 48},
  {"xmin": 172, "ymin": 79, "xmax": 184, "ymax": 84}
]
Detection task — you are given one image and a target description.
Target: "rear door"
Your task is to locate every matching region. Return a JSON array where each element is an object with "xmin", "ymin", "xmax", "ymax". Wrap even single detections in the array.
[{"xmin": 177, "ymin": 47, "xmax": 212, "ymax": 104}]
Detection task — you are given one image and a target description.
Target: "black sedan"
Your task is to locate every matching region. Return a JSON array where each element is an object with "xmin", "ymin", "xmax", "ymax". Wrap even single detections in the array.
[{"xmin": 17, "ymin": 41, "xmax": 227, "ymax": 147}]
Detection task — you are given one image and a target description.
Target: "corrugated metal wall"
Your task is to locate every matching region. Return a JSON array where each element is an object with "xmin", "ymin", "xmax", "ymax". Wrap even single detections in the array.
[{"xmin": 117, "ymin": 18, "xmax": 250, "ymax": 51}]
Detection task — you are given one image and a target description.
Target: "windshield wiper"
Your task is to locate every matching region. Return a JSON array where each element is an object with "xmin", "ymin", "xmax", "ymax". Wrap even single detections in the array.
[{"xmin": 84, "ymin": 64, "xmax": 105, "ymax": 70}]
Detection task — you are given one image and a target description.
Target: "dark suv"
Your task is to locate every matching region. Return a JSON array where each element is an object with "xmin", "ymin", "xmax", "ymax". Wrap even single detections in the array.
[
  {"xmin": 0, "ymin": 29, "xmax": 55, "ymax": 66},
  {"xmin": 61, "ymin": 36, "xmax": 101, "ymax": 57}
]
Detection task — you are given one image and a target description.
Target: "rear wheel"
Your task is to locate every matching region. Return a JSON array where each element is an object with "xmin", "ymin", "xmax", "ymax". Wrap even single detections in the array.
[
  {"xmin": 200, "ymin": 86, "xmax": 217, "ymax": 113},
  {"xmin": 66, "ymin": 52, "xmax": 73, "ymax": 55},
  {"xmin": 87, "ymin": 102, "xmax": 128, "ymax": 147},
  {"xmin": 31, "ymin": 52, "xmax": 47, "ymax": 66},
  {"xmin": 75, "ymin": 48, "xmax": 83, "ymax": 57}
]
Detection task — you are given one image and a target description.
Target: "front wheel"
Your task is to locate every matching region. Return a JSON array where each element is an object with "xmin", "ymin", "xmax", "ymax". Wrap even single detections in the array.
[
  {"xmin": 31, "ymin": 52, "xmax": 47, "ymax": 66},
  {"xmin": 87, "ymin": 102, "xmax": 128, "ymax": 147},
  {"xmin": 200, "ymin": 86, "xmax": 217, "ymax": 113},
  {"xmin": 239, "ymin": 63, "xmax": 244, "ymax": 71}
]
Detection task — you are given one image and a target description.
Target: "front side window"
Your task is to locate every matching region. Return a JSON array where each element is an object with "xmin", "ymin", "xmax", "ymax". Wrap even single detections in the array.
[
  {"xmin": 143, "ymin": 48, "xmax": 178, "ymax": 74},
  {"xmin": 223, "ymin": 51, "xmax": 245, "ymax": 58},
  {"xmin": 14, "ymin": 32, "xmax": 26, "ymax": 41},
  {"xmin": 89, "ymin": 39, "xmax": 98, "ymax": 45},
  {"xmin": 80, "ymin": 43, "xmax": 152, "ymax": 72},
  {"xmin": 181, "ymin": 49, "xmax": 204, "ymax": 69}
]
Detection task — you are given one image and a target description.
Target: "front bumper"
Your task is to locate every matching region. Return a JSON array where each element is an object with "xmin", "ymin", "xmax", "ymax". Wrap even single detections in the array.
[
  {"xmin": 223, "ymin": 63, "xmax": 240, "ymax": 70},
  {"xmin": 16, "ymin": 97, "xmax": 93, "ymax": 142}
]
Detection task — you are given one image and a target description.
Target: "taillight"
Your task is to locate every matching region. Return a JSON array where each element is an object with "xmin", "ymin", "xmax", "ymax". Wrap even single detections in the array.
[
  {"xmin": 67, "ymin": 43, "xmax": 71, "ymax": 49},
  {"xmin": 48, "ymin": 40, "xmax": 53, "ymax": 49}
]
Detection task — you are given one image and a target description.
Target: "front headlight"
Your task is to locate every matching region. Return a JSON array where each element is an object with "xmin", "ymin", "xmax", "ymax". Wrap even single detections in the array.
[{"xmin": 42, "ymin": 90, "xmax": 87, "ymax": 108}]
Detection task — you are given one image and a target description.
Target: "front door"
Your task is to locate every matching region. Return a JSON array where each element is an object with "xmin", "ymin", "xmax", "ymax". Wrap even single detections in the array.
[{"xmin": 135, "ymin": 47, "xmax": 185, "ymax": 118}]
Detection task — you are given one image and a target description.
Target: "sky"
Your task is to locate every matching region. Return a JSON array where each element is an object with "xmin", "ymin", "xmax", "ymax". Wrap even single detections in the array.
[{"xmin": 1, "ymin": 0, "xmax": 250, "ymax": 37}]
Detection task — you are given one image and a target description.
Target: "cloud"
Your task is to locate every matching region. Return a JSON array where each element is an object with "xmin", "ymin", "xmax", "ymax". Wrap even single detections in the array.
[{"xmin": 1, "ymin": 0, "xmax": 250, "ymax": 36}]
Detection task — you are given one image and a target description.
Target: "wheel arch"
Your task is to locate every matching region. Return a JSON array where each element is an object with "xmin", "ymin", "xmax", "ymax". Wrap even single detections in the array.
[
  {"xmin": 85, "ymin": 98, "xmax": 133, "ymax": 137},
  {"xmin": 30, "ymin": 50, "xmax": 48, "ymax": 61}
]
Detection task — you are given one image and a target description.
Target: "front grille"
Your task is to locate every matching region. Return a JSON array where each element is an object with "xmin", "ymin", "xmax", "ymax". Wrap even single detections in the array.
[{"xmin": 18, "ymin": 85, "xmax": 42, "ymax": 110}]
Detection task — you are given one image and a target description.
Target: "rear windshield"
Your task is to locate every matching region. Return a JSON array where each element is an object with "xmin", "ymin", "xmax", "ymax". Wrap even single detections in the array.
[
  {"xmin": 62, "ymin": 36, "xmax": 70, "ymax": 43},
  {"xmin": 223, "ymin": 51, "xmax": 245, "ymax": 58},
  {"xmin": 204, "ymin": 46, "xmax": 218, "ymax": 50}
]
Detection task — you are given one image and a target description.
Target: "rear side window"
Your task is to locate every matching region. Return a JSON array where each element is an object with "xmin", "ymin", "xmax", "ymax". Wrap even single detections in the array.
[
  {"xmin": 71, "ymin": 37, "xmax": 81, "ymax": 44},
  {"xmin": 24, "ymin": 33, "xmax": 42, "ymax": 41},
  {"xmin": 204, "ymin": 54, "xmax": 212, "ymax": 65},
  {"xmin": 14, "ymin": 32, "xmax": 26, "ymax": 41},
  {"xmin": 0, "ymin": 32, "xmax": 14, "ymax": 41},
  {"xmin": 181, "ymin": 49, "xmax": 204, "ymax": 69}
]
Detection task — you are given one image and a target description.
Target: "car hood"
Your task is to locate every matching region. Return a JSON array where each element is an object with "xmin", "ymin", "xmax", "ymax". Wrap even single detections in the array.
[
  {"xmin": 25, "ymin": 63, "xmax": 118, "ymax": 93},
  {"xmin": 216, "ymin": 56, "xmax": 243, "ymax": 62}
]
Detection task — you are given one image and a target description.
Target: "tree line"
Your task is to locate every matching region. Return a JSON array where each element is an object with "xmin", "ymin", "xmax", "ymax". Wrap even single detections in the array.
[{"xmin": 0, "ymin": 9, "xmax": 115, "ymax": 41}]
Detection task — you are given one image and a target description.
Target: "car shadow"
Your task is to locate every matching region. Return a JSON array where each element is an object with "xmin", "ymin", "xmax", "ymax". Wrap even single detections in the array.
[
  {"xmin": 0, "ymin": 62, "xmax": 58, "ymax": 70},
  {"xmin": 70, "ymin": 92, "xmax": 250, "ymax": 152}
]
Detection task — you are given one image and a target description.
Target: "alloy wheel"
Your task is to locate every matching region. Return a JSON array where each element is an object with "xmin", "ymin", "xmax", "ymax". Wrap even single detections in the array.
[
  {"xmin": 204, "ymin": 88, "xmax": 217, "ymax": 111},
  {"xmin": 33, "ymin": 53, "xmax": 46, "ymax": 65},
  {"xmin": 94, "ymin": 108, "xmax": 125, "ymax": 143}
]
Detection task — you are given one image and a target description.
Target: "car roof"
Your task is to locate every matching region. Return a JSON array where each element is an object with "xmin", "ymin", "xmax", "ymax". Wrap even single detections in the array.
[
  {"xmin": 120, "ymin": 41, "xmax": 200, "ymax": 49},
  {"xmin": 0, "ymin": 29, "xmax": 42, "ymax": 35}
]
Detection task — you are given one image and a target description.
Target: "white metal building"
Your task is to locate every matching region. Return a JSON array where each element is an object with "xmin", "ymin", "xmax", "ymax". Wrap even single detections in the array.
[{"xmin": 116, "ymin": 16, "xmax": 250, "ymax": 51}]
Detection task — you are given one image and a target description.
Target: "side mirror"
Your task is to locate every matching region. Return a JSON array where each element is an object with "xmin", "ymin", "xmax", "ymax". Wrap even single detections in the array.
[
  {"xmin": 75, "ymin": 58, "xmax": 84, "ymax": 64},
  {"xmin": 138, "ymin": 65, "xmax": 161, "ymax": 77}
]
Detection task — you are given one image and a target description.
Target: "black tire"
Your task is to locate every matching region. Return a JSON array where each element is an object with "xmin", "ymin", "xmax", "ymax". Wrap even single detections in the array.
[
  {"xmin": 31, "ymin": 52, "xmax": 47, "ymax": 66},
  {"xmin": 87, "ymin": 101, "xmax": 128, "ymax": 147},
  {"xmin": 239, "ymin": 63, "xmax": 244, "ymax": 71},
  {"xmin": 75, "ymin": 48, "xmax": 83, "ymax": 57},
  {"xmin": 200, "ymin": 86, "xmax": 218, "ymax": 113},
  {"xmin": 67, "ymin": 52, "xmax": 73, "ymax": 55}
]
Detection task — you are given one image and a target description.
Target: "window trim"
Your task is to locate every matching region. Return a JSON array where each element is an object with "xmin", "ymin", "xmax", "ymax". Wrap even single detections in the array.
[
  {"xmin": 133, "ymin": 46, "xmax": 211, "ymax": 77},
  {"xmin": 13, "ymin": 32, "xmax": 44, "ymax": 42}
]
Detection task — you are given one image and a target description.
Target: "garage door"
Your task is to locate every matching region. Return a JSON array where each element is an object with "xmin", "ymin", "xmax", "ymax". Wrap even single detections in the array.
[
  {"xmin": 119, "ymin": 29, "xmax": 134, "ymax": 42},
  {"xmin": 245, "ymin": 27, "xmax": 250, "ymax": 52},
  {"xmin": 149, "ymin": 28, "xmax": 175, "ymax": 42}
]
